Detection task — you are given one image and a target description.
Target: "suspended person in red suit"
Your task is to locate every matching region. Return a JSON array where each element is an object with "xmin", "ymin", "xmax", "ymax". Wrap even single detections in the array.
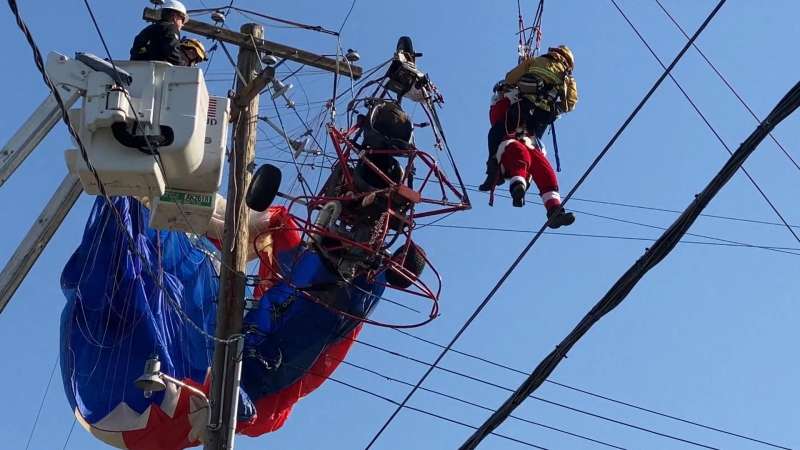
[
  {"xmin": 496, "ymin": 131, "xmax": 574, "ymax": 227},
  {"xmin": 480, "ymin": 46, "xmax": 578, "ymax": 228}
]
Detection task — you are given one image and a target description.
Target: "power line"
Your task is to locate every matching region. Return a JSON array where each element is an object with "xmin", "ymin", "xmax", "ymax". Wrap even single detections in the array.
[
  {"xmin": 252, "ymin": 151, "xmax": 800, "ymax": 254},
  {"xmin": 24, "ymin": 354, "xmax": 59, "ymax": 450},
  {"xmin": 474, "ymin": 181, "xmax": 800, "ymax": 230},
  {"xmin": 483, "ymin": 187, "xmax": 800, "ymax": 257},
  {"xmin": 570, "ymin": 207, "xmax": 800, "ymax": 256},
  {"xmin": 392, "ymin": 329, "xmax": 791, "ymax": 450},
  {"xmin": 228, "ymin": 6, "xmax": 339, "ymax": 35},
  {"xmin": 364, "ymin": 3, "xmax": 730, "ymax": 445},
  {"xmin": 61, "ymin": 418, "xmax": 76, "ymax": 450},
  {"xmin": 354, "ymin": 338, "xmax": 720, "ymax": 449},
  {"xmin": 421, "ymin": 223, "xmax": 800, "ymax": 255},
  {"xmin": 653, "ymin": 0, "xmax": 800, "ymax": 173},
  {"xmin": 341, "ymin": 359, "xmax": 628, "ymax": 449},
  {"xmin": 568, "ymin": 195, "xmax": 800, "ymax": 230},
  {"xmin": 609, "ymin": 0, "xmax": 800, "ymax": 246},
  {"xmin": 294, "ymin": 368, "xmax": 551, "ymax": 449},
  {"xmin": 337, "ymin": 0, "xmax": 358, "ymax": 35}
]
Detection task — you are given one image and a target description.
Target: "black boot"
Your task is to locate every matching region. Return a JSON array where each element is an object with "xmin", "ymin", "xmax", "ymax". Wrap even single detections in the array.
[
  {"xmin": 478, "ymin": 159, "xmax": 504, "ymax": 191},
  {"xmin": 510, "ymin": 181, "xmax": 526, "ymax": 207},
  {"xmin": 546, "ymin": 206, "xmax": 575, "ymax": 229}
]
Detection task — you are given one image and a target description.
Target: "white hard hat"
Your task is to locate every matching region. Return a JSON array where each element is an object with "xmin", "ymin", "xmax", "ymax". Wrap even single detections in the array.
[{"xmin": 161, "ymin": 0, "xmax": 187, "ymax": 19}]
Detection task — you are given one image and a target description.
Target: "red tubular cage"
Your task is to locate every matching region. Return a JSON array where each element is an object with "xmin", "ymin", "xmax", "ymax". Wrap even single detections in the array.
[{"xmin": 269, "ymin": 122, "xmax": 470, "ymax": 326}]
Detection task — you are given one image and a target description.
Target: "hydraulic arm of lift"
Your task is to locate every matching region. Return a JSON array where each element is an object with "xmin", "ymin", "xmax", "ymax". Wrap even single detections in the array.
[{"xmin": 0, "ymin": 52, "xmax": 129, "ymax": 313}]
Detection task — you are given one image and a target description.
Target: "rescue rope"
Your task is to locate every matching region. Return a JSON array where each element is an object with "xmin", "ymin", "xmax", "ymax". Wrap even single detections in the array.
[{"xmin": 517, "ymin": 0, "xmax": 545, "ymax": 60}]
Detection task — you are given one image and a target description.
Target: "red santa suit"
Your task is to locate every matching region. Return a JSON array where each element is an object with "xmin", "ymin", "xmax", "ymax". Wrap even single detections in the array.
[{"xmin": 496, "ymin": 135, "xmax": 562, "ymax": 212}]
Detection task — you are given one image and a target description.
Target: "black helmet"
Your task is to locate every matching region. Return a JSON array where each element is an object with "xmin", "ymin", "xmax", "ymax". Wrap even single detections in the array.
[{"xmin": 362, "ymin": 101, "xmax": 413, "ymax": 150}]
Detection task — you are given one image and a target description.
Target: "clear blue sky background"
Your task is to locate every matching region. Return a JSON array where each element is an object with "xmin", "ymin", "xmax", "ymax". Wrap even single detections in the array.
[{"xmin": 1, "ymin": 1, "xmax": 798, "ymax": 449}]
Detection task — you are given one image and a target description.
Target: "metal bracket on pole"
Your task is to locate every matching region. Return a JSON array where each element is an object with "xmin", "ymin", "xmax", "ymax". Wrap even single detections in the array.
[
  {"xmin": 0, "ymin": 173, "xmax": 82, "ymax": 313},
  {"xmin": 229, "ymin": 66, "xmax": 275, "ymax": 123},
  {"xmin": 257, "ymin": 116, "xmax": 319, "ymax": 157}
]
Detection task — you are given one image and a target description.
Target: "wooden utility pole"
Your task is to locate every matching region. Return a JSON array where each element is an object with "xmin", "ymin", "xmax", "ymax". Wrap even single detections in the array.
[
  {"xmin": 156, "ymin": 11, "xmax": 363, "ymax": 447},
  {"xmin": 204, "ymin": 23, "xmax": 263, "ymax": 450}
]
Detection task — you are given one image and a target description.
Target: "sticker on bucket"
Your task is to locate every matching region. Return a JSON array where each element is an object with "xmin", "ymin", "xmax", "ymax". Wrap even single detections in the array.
[{"xmin": 160, "ymin": 190, "xmax": 214, "ymax": 208}]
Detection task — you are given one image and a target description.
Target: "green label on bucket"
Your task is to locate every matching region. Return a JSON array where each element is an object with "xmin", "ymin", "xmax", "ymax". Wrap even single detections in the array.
[{"xmin": 160, "ymin": 190, "xmax": 214, "ymax": 208}]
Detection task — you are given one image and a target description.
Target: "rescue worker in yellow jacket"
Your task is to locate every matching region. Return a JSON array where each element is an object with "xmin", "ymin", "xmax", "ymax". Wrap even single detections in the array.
[
  {"xmin": 179, "ymin": 38, "xmax": 208, "ymax": 66},
  {"xmin": 479, "ymin": 45, "xmax": 578, "ymax": 191}
]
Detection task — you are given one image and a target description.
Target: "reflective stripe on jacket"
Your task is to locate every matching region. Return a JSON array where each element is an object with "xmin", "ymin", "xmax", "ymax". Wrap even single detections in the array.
[{"xmin": 504, "ymin": 54, "xmax": 578, "ymax": 113}]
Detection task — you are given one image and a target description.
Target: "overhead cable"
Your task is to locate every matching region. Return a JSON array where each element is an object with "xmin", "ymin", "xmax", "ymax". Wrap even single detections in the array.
[
  {"xmin": 391, "ymin": 329, "xmax": 791, "ymax": 449},
  {"xmin": 609, "ymin": 0, "xmax": 800, "ymax": 246}
]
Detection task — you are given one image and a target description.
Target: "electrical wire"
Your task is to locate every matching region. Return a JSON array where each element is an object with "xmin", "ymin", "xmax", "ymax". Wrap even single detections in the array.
[
  {"xmin": 480, "ymin": 187, "xmax": 800, "ymax": 257},
  {"xmin": 229, "ymin": 6, "xmax": 339, "ymax": 35},
  {"xmin": 321, "ymin": 374, "xmax": 550, "ymax": 449},
  {"xmin": 353, "ymin": 338, "xmax": 720, "ymax": 449},
  {"xmin": 421, "ymin": 222, "xmax": 800, "ymax": 255},
  {"xmin": 364, "ymin": 3, "xmax": 727, "ymax": 446},
  {"xmin": 24, "ymin": 354, "xmax": 59, "ymax": 450},
  {"xmin": 247, "ymin": 151, "xmax": 800, "ymax": 255},
  {"xmin": 341, "ymin": 358, "xmax": 627, "ymax": 449},
  {"xmin": 219, "ymin": 145, "xmax": 800, "ymax": 255},
  {"xmin": 653, "ymin": 0, "xmax": 800, "ymax": 173},
  {"xmin": 609, "ymin": 0, "xmax": 800, "ymax": 247},
  {"xmin": 337, "ymin": 0, "xmax": 358, "ymax": 34},
  {"xmin": 391, "ymin": 329, "xmax": 791, "ymax": 450},
  {"xmin": 61, "ymin": 418, "xmax": 77, "ymax": 450}
]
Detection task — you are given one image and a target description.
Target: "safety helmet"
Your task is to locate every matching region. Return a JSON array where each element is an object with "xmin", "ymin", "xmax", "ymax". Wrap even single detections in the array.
[
  {"xmin": 161, "ymin": 0, "xmax": 187, "ymax": 20},
  {"xmin": 180, "ymin": 38, "xmax": 208, "ymax": 61},
  {"xmin": 369, "ymin": 101, "xmax": 412, "ymax": 144},
  {"xmin": 548, "ymin": 45, "xmax": 574, "ymax": 70}
]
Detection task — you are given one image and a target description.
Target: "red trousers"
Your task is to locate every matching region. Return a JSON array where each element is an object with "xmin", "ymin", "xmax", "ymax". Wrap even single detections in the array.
[
  {"xmin": 497, "ymin": 137, "xmax": 562, "ymax": 210},
  {"xmin": 489, "ymin": 96, "xmax": 511, "ymax": 125}
]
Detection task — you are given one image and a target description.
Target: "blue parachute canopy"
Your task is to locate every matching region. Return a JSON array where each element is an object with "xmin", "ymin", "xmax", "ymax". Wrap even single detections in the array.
[{"xmin": 60, "ymin": 197, "xmax": 230, "ymax": 430}]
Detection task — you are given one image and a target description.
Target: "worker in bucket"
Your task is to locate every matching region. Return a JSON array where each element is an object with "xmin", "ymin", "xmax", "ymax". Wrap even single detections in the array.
[{"xmin": 130, "ymin": 0, "xmax": 189, "ymax": 65}]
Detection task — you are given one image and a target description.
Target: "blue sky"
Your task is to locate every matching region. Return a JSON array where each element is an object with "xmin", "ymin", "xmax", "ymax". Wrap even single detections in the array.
[{"xmin": 1, "ymin": 1, "xmax": 799, "ymax": 449}]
